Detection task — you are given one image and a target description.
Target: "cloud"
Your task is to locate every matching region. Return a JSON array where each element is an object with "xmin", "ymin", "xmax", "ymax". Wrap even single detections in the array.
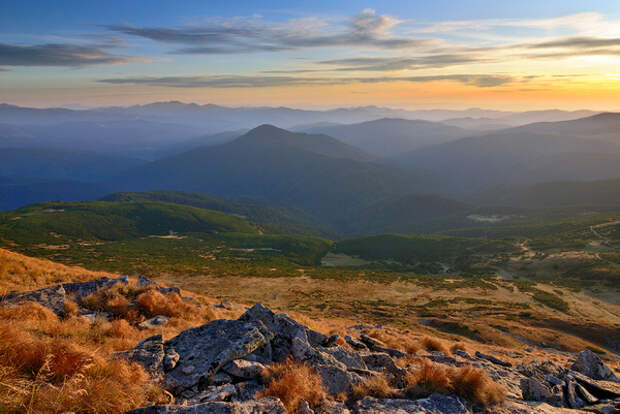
[
  {"xmin": 98, "ymin": 73, "xmax": 513, "ymax": 88},
  {"xmin": 106, "ymin": 9, "xmax": 435, "ymax": 54},
  {"xmin": 0, "ymin": 43, "xmax": 135, "ymax": 67},
  {"xmin": 319, "ymin": 54, "xmax": 484, "ymax": 71},
  {"xmin": 528, "ymin": 36, "xmax": 620, "ymax": 49}
]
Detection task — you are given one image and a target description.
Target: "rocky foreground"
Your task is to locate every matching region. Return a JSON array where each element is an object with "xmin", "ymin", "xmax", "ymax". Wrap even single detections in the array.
[{"xmin": 3, "ymin": 277, "xmax": 620, "ymax": 413}]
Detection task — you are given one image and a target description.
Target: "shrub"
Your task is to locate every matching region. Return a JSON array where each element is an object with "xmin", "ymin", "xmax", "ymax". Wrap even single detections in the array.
[
  {"xmin": 404, "ymin": 358, "xmax": 451, "ymax": 398},
  {"xmin": 259, "ymin": 358, "xmax": 327, "ymax": 412}
]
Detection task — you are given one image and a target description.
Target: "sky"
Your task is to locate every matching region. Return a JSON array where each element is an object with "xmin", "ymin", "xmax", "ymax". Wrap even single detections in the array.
[{"xmin": 1, "ymin": 0, "xmax": 620, "ymax": 110}]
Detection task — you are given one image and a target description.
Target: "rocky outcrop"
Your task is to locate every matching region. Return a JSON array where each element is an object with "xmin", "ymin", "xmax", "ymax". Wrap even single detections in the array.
[
  {"xmin": 571, "ymin": 349, "xmax": 620, "ymax": 382},
  {"xmin": 1, "ymin": 275, "xmax": 129, "ymax": 316},
  {"xmin": 125, "ymin": 397, "xmax": 287, "ymax": 413},
  {"xmin": 355, "ymin": 394, "xmax": 470, "ymax": 413}
]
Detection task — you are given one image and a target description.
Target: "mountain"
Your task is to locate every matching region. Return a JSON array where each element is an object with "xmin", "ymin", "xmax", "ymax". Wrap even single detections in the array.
[
  {"xmin": 0, "ymin": 148, "xmax": 143, "ymax": 181},
  {"xmin": 0, "ymin": 119, "xmax": 204, "ymax": 159},
  {"xmin": 475, "ymin": 177, "xmax": 620, "ymax": 208},
  {"xmin": 114, "ymin": 125, "xmax": 422, "ymax": 223},
  {"xmin": 299, "ymin": 118, "xmax": 469, "ymax": 158},
  {"xmin": 392, "ymin": 114, "xmax": 620, "ymax": 193}
]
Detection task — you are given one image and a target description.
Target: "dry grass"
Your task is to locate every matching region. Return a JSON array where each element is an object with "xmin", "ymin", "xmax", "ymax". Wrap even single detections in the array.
[
  {"xmin": 0, "ymin": 316, "xmax": 165, "ymax": 413},
  {"xmin": 351, "ymin": 375, "xmax": 396, "ymax": 401},
  {"xmin": 259, "ymin": 358, "xmax": 327, "ymax": 413},
  {"xmin": 404, "ymin": 358, "xmax": 505, "ymax": 407},
  {"xmin": 363, "ymin": 329, "xmax": 420, "ymax": 354},
  {"xmin": 450, "ymin": 342, "xmax": 468, "ymax": 354},
  {"xmin": 420, "ymin": 336, "xmax": 450, "ymax": 355},
  {"xmin": 0, "ymin": 248, "xmax": 110, "ymax": 294}
]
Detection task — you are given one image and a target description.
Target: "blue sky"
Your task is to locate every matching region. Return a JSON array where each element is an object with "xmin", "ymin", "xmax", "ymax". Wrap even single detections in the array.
[{"xmin": 1, "ymin": 0, "xmax": 620, "ymax": 109}]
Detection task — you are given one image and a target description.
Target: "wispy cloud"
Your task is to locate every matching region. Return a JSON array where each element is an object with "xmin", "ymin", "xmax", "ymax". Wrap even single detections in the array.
[
  {"xmin": 318, "ymin": 54, "xmax": 485, "ymax": 71},
  {"xmin": 98, "ymin": 73, "xmax": 514, "ymax": 88},
  {"xmin": 0, "ymin": 42, "xmax": 136, "ymax": 67},
  {"xmin": 107, "ymin": 9, "xmax": 436, "ymax": 54}
]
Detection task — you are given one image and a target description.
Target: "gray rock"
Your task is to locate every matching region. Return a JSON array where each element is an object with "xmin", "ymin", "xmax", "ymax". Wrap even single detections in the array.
[
  {"xmin": 188, "ymin": 384, "xmax": 236, "ymax": 404},
  {"xmin": 356, "ymin": 394, "xmax": 469, "ymax": 413},
  {"xmin": 320, "ymin": 346, "xmax": 367, "ymax": 371},
  {"xmin": 223, "ymin": 359, "xmax": 265, "ymax": 379},
  {"xmin": 572, "ymin": 349, "xmax": 619, "ymax": 382},
  {"xmin": 164, "ymin": 350, "xmax": 180, "ymax": 371},
  {"xmin": 239, "ymin": 304, "xmax": 326, "ymax": 362},
  {"xmin": 359, "ymin": 334, "xmax": 406, "ymax": 358},
  {"xmin": 453, "ymin": 349, "xmax": 473, "ymax": 360},
  {"xmin": 566, "ymin": 380, "xmax": 585, "ymax": 409},
  {"xmin": 298, "ymin": 399, "xmax": 314, "ymax": 414},
  {"xmin": 344, "ymin": 335, "xmax": 367, "ymax": 350},
  {"xmin": 124, "ymin": 397, "xmax": 287, "ymax": 413},
  {"xmin": 567, "ymin": 371, "xmax": 620, "ymax": 400},
  {"xmin": 115, "ymin": 334, "xmax": 165, "ymax": 380},
  {"xmin": 475, "ymin": 351, "xmax": 512, "ymax": 367},
  {"xmin": 139, "ymin": 315, "xmax": 170, "ymax": 330},
  {"xmin": 232, "ymin": 381, "xmax": 264, "ymax": 402},
  {"xmin": 324, "ymin": 334, "xmax": 339, "ymax": 347},
  {"xmin": 2, "ymin": 284, "xmax": 66, "ymax": 315},
  {"xmin": 576, "ymin": 383, "xmax": 599, "ymax": 405},
  {"xmin": 520, "ymin": 377, "xmax": 562, "ymax": 405},
  {"xmin": 315, "ymin": 401, "xmax": 351, "ymax": 414},
  {"xmin": 162, "ymin": 319, "xmax": 273, "ymax": 395},
  {"xmin": 63, "ymin": 275, "xmax": 128, "ymax": 299},
  {"xmin": 212, "ymin": 372, "xmax": 233, "ymax": 386}
]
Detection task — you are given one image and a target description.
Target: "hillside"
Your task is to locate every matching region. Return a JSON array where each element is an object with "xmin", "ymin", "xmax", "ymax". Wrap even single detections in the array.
[
  {"xmin": 115, "ymin": 125, "xmax": 421, "ymax": 221},
  {"xmin": 392, "ymin": 118, "xmax": 620, "ymax": 193},
  {"xmin": 101, "ymin": 190, "xmax": 328, "ymax": 236},
  {"xmin": 0, "ymin": 147, "xmax": 144, "ymax": 181},
  {"xmin": 476, "ymin": 177, "xmax": 620, "ymax": 208},
  {"xmin": 301, "ymin": 118, "xmax": 469, "ymax": 158},
  {"xmin": 0, "ymin": 200, "xmax": 332, "ymax": 271}
]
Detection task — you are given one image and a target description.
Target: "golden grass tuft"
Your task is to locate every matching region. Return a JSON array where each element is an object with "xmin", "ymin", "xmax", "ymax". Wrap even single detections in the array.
[
  {"xmin": 259, "ymin": 358, "xmax": 327, "ymax": 413},
  {"xmin": 404, "ymin": 358, "xmax": 505, "ymax": 407},
  {"xmin": 450, "ymin": 342, "xmax": 468, "ymax": 354},
  {"xmin": 421, "ymin": 336, "xmax": 450, "ymax": 354},
  {"xmin": 351, "ymin": 375, "xmax": 396, "ymax": 401}
]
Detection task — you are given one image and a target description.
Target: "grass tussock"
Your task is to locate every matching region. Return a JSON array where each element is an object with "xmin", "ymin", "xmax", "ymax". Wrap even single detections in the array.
[
  {"xmin": 351, "ymin": 375, "xmax": 396, "ymax": 401},
  {"xmin": 259, "ymin": 358, "xmax": 327, "ymax": 413},
  {"xmin": 363, "ymin": 329, "xmax": 420, "ymax": 354},
  {"xmin": 421, "ymin": 336, "xmax": 450, "ymax": 354},
  {"xmin": 0, "ymin": 317, "xmax": 165, "ymax": 413},
  {"xmin": 81, "ymin": 284, "xmax": 215, "ymax": 323},
  {"xmin": 404, "ymin": 358, "xmax": 505, "ymax": 407}
]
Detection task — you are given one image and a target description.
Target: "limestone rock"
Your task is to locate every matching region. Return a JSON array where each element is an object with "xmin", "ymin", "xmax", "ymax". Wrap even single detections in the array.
[
  {"xmin": 162, "ymin": 319, "xmax": 273, "ymax": 394},
  {"xmin": 115, "ymin": 334, "xmax": 165, "ymax": 379},
  {"xmin": 355, "ymin": 394, "xmax": 470, "ymax": 414},
  {"xmin": 124, "ymin": 397, "xmax": 287, "ymax": 413},
  {"xmin": 139, "ymin": 315, "xmax": 170, "ymax": 330},
  {"xmin": 223, "ymin": 359, "xmax": 265, "ymax": 379},
  {"xmin": 572, "ymin": 350, "xmax": 619, "ymax": 382}
]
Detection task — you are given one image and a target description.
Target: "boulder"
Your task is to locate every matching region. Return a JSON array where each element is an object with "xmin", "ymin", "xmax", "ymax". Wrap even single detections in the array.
[
  {"xmin": 137, "ymin": 276, "xmax": 181, "ymax": 296},
  {"xmin": 138, "ymin": 315, "xmax": 170, "ymax": 330},
  {"xmin": 239, "ymin": 304, "xmax": 326, "ymax": 362},
  {"xmin": 115, "ymin": 334, "xmax": 165, "ymax": 380},
  {"xmin": 162, "ymin": 319, "xmax": 274, "ymax": 394},
  {"xmin": 315, "ymin": 401, "xmax": 351, "ymax": 414},
  {"xmin": 232, "ymin": 381, "xmax": 264, "ymax": 402},
  {"xmin": 2, "ymin": 284, "xmax": 66, "ymax": 315},
  {"xmin": 520, "ymin": 377, "xmax": 563, "ymax": 406},
  {"xmin": 123, "ymin": 397, "xmax": 286, "ymax": 413},
  {"xmin": 355, "ymin": 394, "xmax": 470, "ymax": 414},
  {"xmin": 360, "ymin": 334, "xmax": 406, "ymax": 358},
  {"xmin": 298, "ymin": 399, "xmax": 314, "ymax": 414},
  {"xmin": 319, "ymin": 346, "xmax": 367, "ymax": 371},
  {"xmin": 223, "ymin": 359, "xmax": 265, "ymax": 379},
  {"xmin": 571, "ymin": 350, "xmax": 619, "ymax": 382},
  {"xmin": 62, "ymin": 275, "xmax": 128, "ymax": 299}
]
